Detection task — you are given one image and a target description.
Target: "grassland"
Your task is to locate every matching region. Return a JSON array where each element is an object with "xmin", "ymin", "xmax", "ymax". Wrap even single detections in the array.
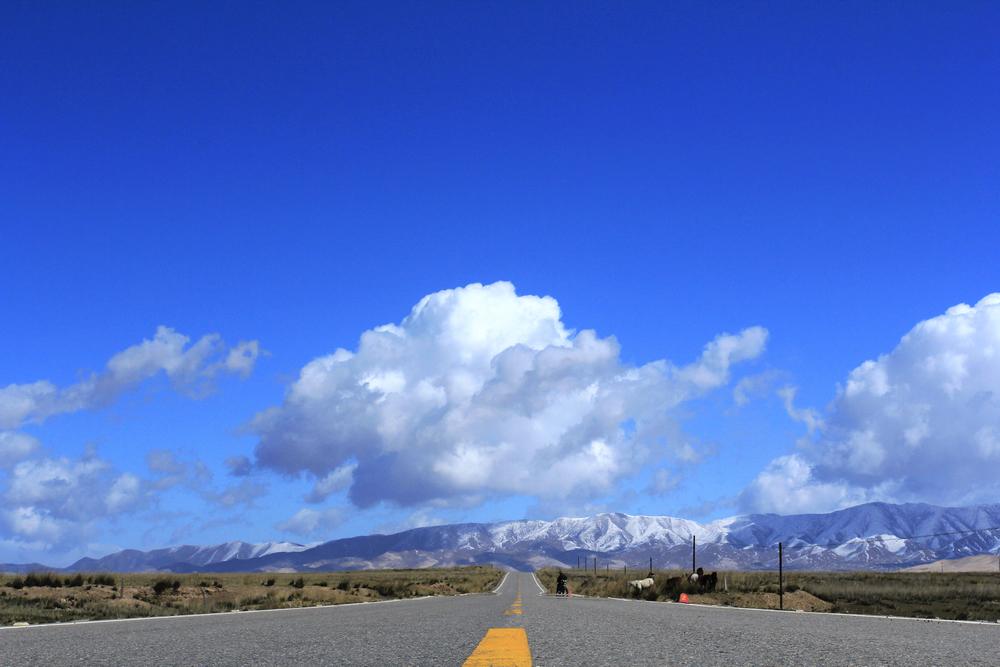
[
  {"xmin": 536, "ymin": 568, "xmax": 1000, "ymax": 622},
  {"xmin": 0, "ymin": 567, "xmax": 502, "ymax": 627}
]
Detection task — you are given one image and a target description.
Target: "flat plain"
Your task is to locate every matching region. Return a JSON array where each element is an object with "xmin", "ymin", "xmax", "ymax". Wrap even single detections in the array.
[
  {"xmin": 536, "ymin": 567, "xmax": 1000, "ymax": 621},
  {"xmin": 0, "ymin": 567, "xmax": 502, "ymax": 627}
]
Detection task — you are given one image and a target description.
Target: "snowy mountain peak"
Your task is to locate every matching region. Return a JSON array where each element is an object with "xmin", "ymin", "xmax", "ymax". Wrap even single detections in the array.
[{"xmin": 18, "ymin": 501, "xmax": 1000, "ymax": 574}]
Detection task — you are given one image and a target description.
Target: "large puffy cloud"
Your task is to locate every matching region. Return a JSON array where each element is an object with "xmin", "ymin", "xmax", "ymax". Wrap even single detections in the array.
[
  {"xmin": 743, "ymin": 293, "xmax": 1000, "ymax": 513},
  {"xmin": 0, "ymin": 327, "xmax": 261, "ymax": 429},
  {"xmin": 253, "ymin": 281, "xmax": 767, "ymax": 507},
  {"xmin": 739, "ymin": 454, "xmax": 886, "ymax": 514}
]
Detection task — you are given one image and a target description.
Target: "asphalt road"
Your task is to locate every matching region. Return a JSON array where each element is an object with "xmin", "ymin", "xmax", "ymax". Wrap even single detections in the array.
[{"xmin": 2, "ymin": 572, "xmax": 998, "ymax": 666}]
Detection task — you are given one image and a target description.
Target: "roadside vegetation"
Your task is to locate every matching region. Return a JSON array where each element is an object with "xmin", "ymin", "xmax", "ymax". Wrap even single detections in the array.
[
  {"xmin": 0, "ymin": 567, "xmax": 502, "ymax": 627},
  {"xmin": 536, "ymin": 568, "xmax": 1000, "ymax": 622}
]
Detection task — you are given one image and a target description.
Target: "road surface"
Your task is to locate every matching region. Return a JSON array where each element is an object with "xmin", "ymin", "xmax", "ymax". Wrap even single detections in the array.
[{"xmin": 2, "ymin": 572, "xmax": 998, "ymax": 665}]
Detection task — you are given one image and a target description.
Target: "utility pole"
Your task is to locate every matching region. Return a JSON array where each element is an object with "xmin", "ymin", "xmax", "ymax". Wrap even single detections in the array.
[
  {"xmin": 692, "ymin": 535, "xmax": 697, "ymax": 573},
  {"xmin": 779, "ymin": 542, "xmax": 784, "ymax": 611},
  {"xmin": 649, "ymin": 557, "xmax": 653, "ymax": 574}
]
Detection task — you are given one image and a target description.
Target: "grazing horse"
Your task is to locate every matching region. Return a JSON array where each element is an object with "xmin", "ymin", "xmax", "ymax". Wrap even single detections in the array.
[{"xmin": 628, "ymin": 577, "xmax": 655, "ymax": 591}]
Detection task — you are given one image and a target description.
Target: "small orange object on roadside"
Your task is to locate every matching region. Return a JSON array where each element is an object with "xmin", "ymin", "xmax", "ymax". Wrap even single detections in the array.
[{"xmin": 679, "ymin": 593, "xmax": 689, "ymax": 603}]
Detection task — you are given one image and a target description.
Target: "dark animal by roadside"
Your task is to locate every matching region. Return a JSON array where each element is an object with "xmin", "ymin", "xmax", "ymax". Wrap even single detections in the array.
[
  {"xmin": 687, "ymin": 567, "xmax": 718, "ymax": 593},
  {"xmin": 663, "ymin": 576, "xmax": 684, "ymax": 598}
]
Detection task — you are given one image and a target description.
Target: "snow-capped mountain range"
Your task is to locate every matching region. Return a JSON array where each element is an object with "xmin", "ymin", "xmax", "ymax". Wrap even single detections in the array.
[
  {"xmin": 66, "ymin": 541, "xmax": 309, "ymax": 573},
  {"xmin": 5, "ymin": 502, "xmax": 1000, "ymax": 573}
]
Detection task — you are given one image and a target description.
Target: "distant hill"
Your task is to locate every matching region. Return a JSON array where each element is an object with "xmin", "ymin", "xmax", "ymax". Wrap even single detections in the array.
[
  {"xmin": 6, "ymin": 501, "xmax": 1000, "ymax": 573},
  {"xmin": 903, "ymin": 554, "xmax": 1000, "ymax": 573},
  {"xmin": 66, "ymin": 541, "xmax": 307, "ymax": 573},
  {"xmin": 0, "ymin": 563, "xmax": 55, "ymax": 574}
]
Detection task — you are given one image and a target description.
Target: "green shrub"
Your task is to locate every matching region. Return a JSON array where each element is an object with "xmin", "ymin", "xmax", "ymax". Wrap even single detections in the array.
[
  {"xmin": 25, "ymin": 573, "xmax": 63, "ymax": 588},
  {"xmin": 152, "ymin": 579, "xmax": 181, "ymax": 595},
  {"xmin": 290, "ymin": 577, "xmax": 305, "ymax": 589},
  {"xmin": 263, "ymin": 578, "xmax": 276, "ymax": 587}
]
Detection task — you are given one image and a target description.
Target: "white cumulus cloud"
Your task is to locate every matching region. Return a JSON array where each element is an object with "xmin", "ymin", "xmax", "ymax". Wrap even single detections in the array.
[
  {"xmin": 252, "ymin": 281, "xmax": 767, "ymax": 507},
  {"xmin": 742, "ymin": 294, "xmax": 1000, "ymax": 513},
  {"xmin": 1, "ymin": 448, "xmax": 145, "ymax": 547},
  {"xmin": 0, "ymin": 326, "xmax": 262, "ymax": 429},
  {"xmin": 0, "ymin": 431, "xmax": 40, "ymax": 466}
]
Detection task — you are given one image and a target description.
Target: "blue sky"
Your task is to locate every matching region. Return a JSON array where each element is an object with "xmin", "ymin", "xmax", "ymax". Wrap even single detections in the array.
[{"xmin": 2, "ymin": 2, "xmax": 999, "ymax": 565}]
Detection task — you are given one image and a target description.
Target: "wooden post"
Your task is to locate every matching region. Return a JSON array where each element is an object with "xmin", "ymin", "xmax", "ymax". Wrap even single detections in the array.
[
  {"xmin": 779, "ymin": 542, "xmax": 784, "ymax": 611},
  {"xmin": 649, "ymin": 557, "xmax": 653, "ymax": 573},
  {"xmin": 692, "ymin": 535, "xmax": 697, "ymax": 573}
]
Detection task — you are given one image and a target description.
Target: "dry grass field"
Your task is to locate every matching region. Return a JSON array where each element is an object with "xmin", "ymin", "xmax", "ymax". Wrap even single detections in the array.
[
  {"xmin": 536, "ymin": 568, "xmax": 1000, "ymax": 621},
  {"xmin": 0, "ymin": 567, "xmax": 503, "ymax": 627}
]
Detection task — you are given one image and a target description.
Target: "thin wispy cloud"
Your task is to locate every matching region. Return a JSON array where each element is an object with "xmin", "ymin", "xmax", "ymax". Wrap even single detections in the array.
[{"xmin": 0, "ymin": 326, "xmax": 261, "ymax": 430}]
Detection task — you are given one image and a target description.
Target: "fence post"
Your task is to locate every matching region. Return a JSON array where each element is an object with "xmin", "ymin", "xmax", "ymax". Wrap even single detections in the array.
[{"xmin": 779, "ymin": 542, "xmax": 784, "ymax": 611}]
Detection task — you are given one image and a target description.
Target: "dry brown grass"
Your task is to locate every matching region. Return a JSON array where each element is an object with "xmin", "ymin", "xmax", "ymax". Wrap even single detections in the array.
[
  {"xmin": 536, "ymin": 568, "xmax": 1000, "ymax": 621},
  {"xmin": 0, "ymin": 567, "xmax": 503, "ymax": 627}
]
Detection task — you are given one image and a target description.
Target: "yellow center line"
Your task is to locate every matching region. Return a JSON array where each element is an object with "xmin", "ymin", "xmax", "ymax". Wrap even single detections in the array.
[
  {"xmin": 463, "ymin": 628, "xmax": 532, "ymax": 667},
  {"xmin": 504, "ymin": 592, "xmax": 524, "ymax": 615}
]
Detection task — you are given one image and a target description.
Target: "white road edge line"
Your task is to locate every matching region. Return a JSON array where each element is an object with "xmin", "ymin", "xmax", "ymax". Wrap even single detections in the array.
[
  {"xmin": 573, "ymin": 594, "xmax": 1000, "ymax": 627},
  {"xmin": 0, "ymin": 593, "xmax": 443, "ymax": 632},
  {"xmin": 530, "ymin": 571, "xmax": 546, "ymax": 595},
  {"xmin": 492, "ymin": 571, "xmax": 511, "ymax": 594}
]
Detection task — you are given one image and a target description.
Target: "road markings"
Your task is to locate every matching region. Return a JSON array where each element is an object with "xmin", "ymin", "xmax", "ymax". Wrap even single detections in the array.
[
  {"xmin": 492, "ymin": 571, "xmax": 511, "ymax": 594},
  {"xmin": 505, "ymin": 579, "xmax": 524, "ymax": 615},
  {"xmin": 529, "ymin": 572, "xmax": 546, "ymax": 594},
  {"xmin": 462, "ymin": 627, "xmax": 532, "ymax": 666}
]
